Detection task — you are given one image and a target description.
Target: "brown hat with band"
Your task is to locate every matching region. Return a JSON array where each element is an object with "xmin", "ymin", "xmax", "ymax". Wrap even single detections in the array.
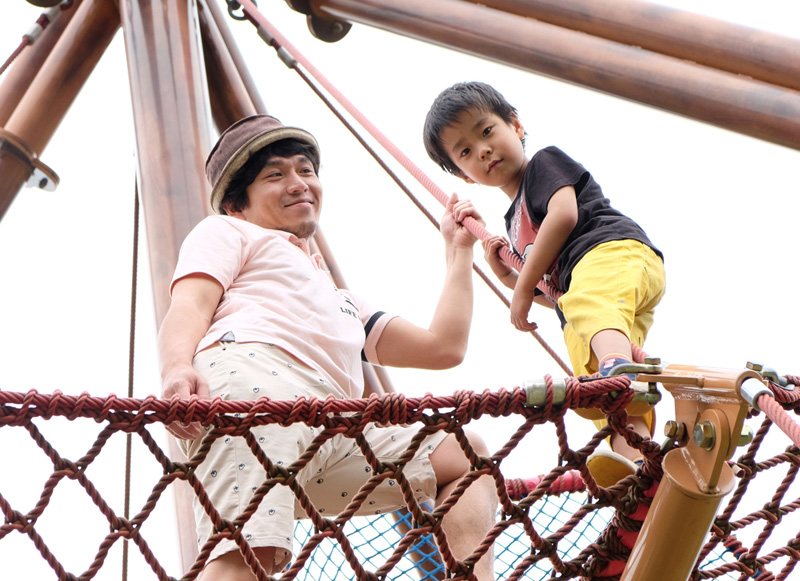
[{"xmin": 206, "ymin": 115, "xmax": 320, "ymax": 213}]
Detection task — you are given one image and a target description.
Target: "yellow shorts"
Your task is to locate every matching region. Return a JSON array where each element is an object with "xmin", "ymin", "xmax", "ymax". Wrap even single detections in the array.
[
  {"xmin": 180, "ymin": 342, "xmax": 447, "ymax": 568},
  {"xmin": 559, "ymin": 240, "xmax": 665, "ymax": 431}
]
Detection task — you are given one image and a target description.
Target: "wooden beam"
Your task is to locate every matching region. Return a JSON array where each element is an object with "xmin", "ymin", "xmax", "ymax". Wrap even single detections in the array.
[
  {"xmin": 471, "ymin": 0, "xmax": 800, "ymax": 92},
  {"xmin": 309, "ymin": 0, "xmax": 800, "ymax": 150}
]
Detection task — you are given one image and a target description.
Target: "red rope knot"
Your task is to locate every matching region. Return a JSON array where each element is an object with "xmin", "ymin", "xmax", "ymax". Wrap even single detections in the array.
[
  {"xmin": 2, "ymin": 509, "xmax": 35, "ymax": 534},
  {"xmin": 501, "ymin": 502, "xmax": 532, "ymax": 524},
  {"xmin": 757, "ymin": 502, "xmax": 783, "ymax": 525},
  {"xmin": 722, "ymin": 533, "xmax": 745, "ymax": 555},
  {"xmin": 53, "ymin": 457, "xmax": 81, "ymax": 478},
  {"xmin": 211, "ymin": 518, "xmax": 242, "ymax": 540},
  {"xmin": 111, "ymin": 517, "xmax": 135, "ymax": 538},
  {"xmin": 412, "ymin": 510, "xmax": 438, "ymax": 531},
  {"xmin": 314, "ymin": 517, "xmax": 342, "ymax": 537},
  {"xmin": 448, "ymin": 560, "xmax": 479, "ymax": 581}
]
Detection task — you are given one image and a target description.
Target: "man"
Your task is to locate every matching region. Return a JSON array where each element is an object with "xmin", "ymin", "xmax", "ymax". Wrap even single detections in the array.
[{"xmin": 158, "ymin": 115, "xmax": 497, "ymax": 580}]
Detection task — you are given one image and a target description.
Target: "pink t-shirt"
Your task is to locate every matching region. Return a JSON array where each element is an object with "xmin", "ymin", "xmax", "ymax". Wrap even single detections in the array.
[{"xmin": 172, "ymin": 215, "xmax": 395, "ymax": 398}]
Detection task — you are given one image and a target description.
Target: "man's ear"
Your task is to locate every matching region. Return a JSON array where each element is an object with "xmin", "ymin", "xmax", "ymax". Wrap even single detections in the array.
[{"xmin": 221, "ymin": 199, "xmax": 241, "ymax": 217}]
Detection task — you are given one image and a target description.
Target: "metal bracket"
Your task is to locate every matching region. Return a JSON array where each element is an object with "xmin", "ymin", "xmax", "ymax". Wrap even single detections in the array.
[
  {"xmin": 0, "ymin": 128, "xmax": 59, "ymax": 191},
  {"xmin": 645, "ymin": 364, "xmax": 763, "ymax": 492}
]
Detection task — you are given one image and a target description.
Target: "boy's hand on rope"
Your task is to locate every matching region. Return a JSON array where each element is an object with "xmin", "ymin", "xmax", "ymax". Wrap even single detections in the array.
[
  {"xmin": 510, "ymin": 287, "xmax": 538, "ymax": 332},
  {"xmin": 161, "ymin": 364, "xmax": 210, "ymax": 439},
  {"xmin": 482, "ymin": 236, "xmax": 517, "ymax": 288},
  {"xmin": 443, "ymin": 193, "xmax": 481, "ymax": 247}
]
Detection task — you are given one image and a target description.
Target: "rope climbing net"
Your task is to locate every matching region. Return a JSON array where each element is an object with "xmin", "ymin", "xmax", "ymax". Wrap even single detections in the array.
[{"xmin": 1, "ymin": 372, "xmax": 799, "ymax": 580}]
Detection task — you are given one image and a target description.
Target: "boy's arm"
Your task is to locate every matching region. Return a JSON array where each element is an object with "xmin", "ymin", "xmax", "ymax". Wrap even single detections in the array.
[
  {"xmin": 373, "ymin": 194, "xmax": 478, "ymax": 369},
  {"xmin": 510, "ymin": 185, "xmax": 577, "ymax": 331}
]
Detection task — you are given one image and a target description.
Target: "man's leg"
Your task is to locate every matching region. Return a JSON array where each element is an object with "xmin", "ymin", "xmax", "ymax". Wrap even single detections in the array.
[
  {"xmin": 198, "ymin": 547, "xmax": 289, "ymax": 581},
  {"xmin": 428, "ymin": 431, "xmax": 497, "ymax": 581}
]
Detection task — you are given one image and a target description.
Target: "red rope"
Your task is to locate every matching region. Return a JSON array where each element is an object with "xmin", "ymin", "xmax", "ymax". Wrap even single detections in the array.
[{"xmin": 235, "ymin": 0, "xmax": 572, "ymax": 374}]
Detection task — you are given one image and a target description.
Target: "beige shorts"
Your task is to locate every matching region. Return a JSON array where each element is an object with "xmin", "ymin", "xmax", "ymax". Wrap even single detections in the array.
[{"xmin": 179, "ymin": 342, "xmax": 447, "ymax": 568}]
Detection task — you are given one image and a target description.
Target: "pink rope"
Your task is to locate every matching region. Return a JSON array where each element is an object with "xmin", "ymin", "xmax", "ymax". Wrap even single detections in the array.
[
  {"xmin": 237, "ymin": 1, "xmax": 563, "ymax": 299},
  {"xmin": 236, "ymin": 0, "xmax": 573, "ymax": 374},
  {"xmin": 758, "ymin": 393, "xmax": 800, "ymax": 449}
]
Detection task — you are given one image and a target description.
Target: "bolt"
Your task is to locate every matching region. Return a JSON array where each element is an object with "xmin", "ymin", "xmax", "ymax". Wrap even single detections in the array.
[
  {"xmin": 746, "ymin": 361, "xmax": 763, "ymax": 372},
  {"xmin": 332, "ymin": 22, "xmax": 344, "ymax": 34},
  {"xmin": 693, "ymin": 421, "xmax": 716, "ymax": 450},
  {"xmin": 664, "ymin": 420, "xmax": 685, "ymax": 439},
  {"xmin": 644, "ymin": 357, "xmax": 662, "ymax": 366},
  {"xmin": 739, "ymin": 426, "xmax": 754, "ymax": 447}
]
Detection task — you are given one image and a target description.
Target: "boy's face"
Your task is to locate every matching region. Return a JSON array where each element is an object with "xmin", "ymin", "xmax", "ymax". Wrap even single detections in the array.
[
  {"xmin": 439, "ymin": 108, "xmax": 527, "ymax": 197},
  {"xmin": 229, "ymin": 153, "xmax": 322, "ymax": 239}
]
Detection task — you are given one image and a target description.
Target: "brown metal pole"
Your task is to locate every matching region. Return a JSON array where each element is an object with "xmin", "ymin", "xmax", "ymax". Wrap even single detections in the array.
[
  {"xmin": 0, "ymin": 0, "xmax": 85, "ymax": 125},
  {"xmin": 118, "ymin": 0, "xmax": 213, "ymax": 571},
  {"xmin": 468, "ymin": 0, "xmax": 800, "ymax": 93},
  {"xmin": 202, "ymin": 0, "xmax": 268, "ymax": 116},
  {"xmin": 622, "ymin": 448, "xmax": 735, "ymax": 581},
  {"xmin": 308, "ymin": 0, "xmax": 800, "ymax": 151},
  {"xmin": 0, "ymin": 0, "xmax": 119, "ymax": 221},
  {"xmin": 198, "ymin": 0, "xmax": 257, "ymax": 131},
  {"xmin": 118, "ymin": 0, "xmax": 212, "ymax": 326}
]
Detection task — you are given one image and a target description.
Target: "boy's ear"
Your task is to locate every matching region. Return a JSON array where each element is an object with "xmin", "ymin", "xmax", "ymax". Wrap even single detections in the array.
[{"xmin": 512, "ymin": 114, "xmax": 525, "ymax": 139}]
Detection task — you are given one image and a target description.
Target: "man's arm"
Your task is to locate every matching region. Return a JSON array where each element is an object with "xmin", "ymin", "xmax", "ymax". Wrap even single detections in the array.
[
  {"xmin": 373, "ymin": 194, "xmax": 478, "ymax": 370},
  {"xmin": 510, "ymin": 185, "xmax": 577, "ymax": 331},
  {"xmin": 158, "ymin": 273, "xmax": 223, "ymax": 438}
]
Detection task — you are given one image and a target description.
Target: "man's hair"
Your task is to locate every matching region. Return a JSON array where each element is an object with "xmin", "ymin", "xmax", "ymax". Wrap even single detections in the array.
[
  {"xmin": 220, "ymin": 139, "xmax": 320, "ymax": 215},
  {"xmin": 423, "ymin": 81, "xmax": 520, "ymax": 177}
]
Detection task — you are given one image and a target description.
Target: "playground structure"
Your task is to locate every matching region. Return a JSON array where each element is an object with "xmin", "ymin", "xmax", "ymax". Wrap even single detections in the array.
[{"xmin": 1, "ymin": 1, "xmax": 800, "ymax": 580}]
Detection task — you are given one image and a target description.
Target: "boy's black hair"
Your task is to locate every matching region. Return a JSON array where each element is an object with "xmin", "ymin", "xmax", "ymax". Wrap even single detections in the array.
[
  {"xmin": 423, "ymin": 81, "xmax": 520, "ymax": 178},
  {"xmin": 220, "ymin": 139, "xmax": 320, "ymax": 215}
]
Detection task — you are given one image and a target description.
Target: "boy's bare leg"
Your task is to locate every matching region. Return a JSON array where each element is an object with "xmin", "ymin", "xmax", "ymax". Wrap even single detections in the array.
[
  {"xmin": 590, "ymin": 329, "xmax": 634, "ymax": 367},
  {"xmin": 429, "ymin": 432, "xmax": 497, "ymax": 581},
  {"xmin": 590, "ymin": 329, "xmax": 651, "ymax": 460}
]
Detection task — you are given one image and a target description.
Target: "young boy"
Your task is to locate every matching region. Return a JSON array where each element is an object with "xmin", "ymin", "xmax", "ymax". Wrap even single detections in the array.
[{"xmin": 423, "ymin": 81, "xmax": 666, "ymax": 486}]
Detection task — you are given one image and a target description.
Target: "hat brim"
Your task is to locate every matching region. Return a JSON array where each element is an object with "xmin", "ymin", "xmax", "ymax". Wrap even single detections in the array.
[{"xmin": 209, "ymin": 127, "xmax": 319, "ymax": 214}]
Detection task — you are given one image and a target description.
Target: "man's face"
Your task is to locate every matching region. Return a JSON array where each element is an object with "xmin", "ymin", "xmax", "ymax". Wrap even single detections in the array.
[{"xmin": 230, "ymin": 153, "xmax": 322, "ymax": 239}]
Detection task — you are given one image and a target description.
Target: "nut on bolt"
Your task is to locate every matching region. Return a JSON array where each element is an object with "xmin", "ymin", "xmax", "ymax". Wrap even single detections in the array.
[
  {"xmin": 746, "ymin": 361, "xmax": 764, "ymax": 372},
  {"xmin": 739, "ymin": 426, "xmax": 754, "ymax": 447},
  {"xmin": 664, "ymin": 420, "xmax": 685, "ymax": 440},
  {"xmin": 693, "ymin": 421, "xmax": 716, "ymax": 450}
]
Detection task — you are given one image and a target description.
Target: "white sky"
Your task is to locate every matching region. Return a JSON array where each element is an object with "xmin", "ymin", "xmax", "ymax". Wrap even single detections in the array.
[{"xmin": 1, "ymin": 1, "xmax": 799, "ymax": 579}]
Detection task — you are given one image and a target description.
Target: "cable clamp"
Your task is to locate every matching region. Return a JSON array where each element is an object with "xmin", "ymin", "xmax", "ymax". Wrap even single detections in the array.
[{"xmin": 0, "ymin": 128, "xmax": 59, "ymax": 191}]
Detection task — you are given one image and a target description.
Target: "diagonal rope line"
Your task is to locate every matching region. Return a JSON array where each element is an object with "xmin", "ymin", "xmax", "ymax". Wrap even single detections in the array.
[{"xmin": 233, "ymin": 0, "xmax": 572, "ymax": 375}]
